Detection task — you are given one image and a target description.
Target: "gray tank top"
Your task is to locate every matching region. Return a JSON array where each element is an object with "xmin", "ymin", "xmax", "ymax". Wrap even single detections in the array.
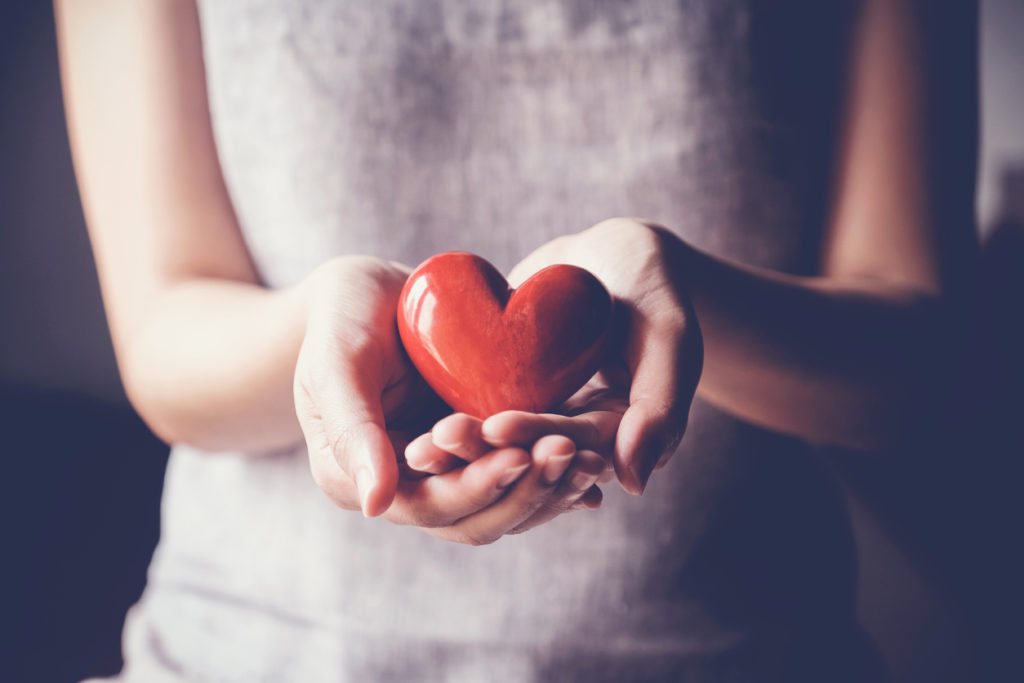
[{"xmin": 116, "ymin": 2, "xmax": 881, "ymax": 681}]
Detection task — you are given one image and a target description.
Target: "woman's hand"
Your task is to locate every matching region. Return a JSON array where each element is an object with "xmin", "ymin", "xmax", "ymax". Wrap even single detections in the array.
[
  {"xmin": 294, "ymin": 255, "xmax": 606, "ymax": 545},
  {"xmin": 295, "ymin": 255, "xmax": 435, "ymax": 515},
  {"xmin": 405, "ymin": 412, "xmax": 608, "ymax": 537},
  {"xmin": 495, "ymin": 218, "xmax": 703, "ymax": 494}
]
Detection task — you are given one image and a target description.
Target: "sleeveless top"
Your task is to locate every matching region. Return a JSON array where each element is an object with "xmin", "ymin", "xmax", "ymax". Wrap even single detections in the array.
[{"xmin": 114, "ymin": 1, "xmax": 884, "ymax": 681}]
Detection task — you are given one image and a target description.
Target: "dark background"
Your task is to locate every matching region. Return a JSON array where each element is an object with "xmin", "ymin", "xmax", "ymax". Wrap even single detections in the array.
[
  {"xmin": 1, "ymin": 1, "xmax": 1021, "ymax": 681},
  {"xmin": 0, "ymin": 2, "xmax": 167, "ymax": 682}
]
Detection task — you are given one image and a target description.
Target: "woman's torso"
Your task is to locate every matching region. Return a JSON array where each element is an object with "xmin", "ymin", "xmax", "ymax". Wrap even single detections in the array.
[{"xmin": 123, "ymin": 2, "xmax": 880, "ymax": 681}]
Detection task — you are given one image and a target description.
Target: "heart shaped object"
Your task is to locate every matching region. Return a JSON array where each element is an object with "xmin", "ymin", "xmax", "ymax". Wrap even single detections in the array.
[{"xmin": 397, "ymin": 252, "xmax": 612, "ymax": 418}]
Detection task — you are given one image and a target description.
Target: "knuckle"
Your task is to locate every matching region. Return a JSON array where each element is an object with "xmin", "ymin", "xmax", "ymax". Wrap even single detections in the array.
[
  {"xmin": 633, "ymin": 396, "xmax": 675, "ymax": 425},
  {"xmin": 548, "ymin": 234, "xmax": 573, "ymax": 251},
  {"xmin": 587, "ymin": 218, "xmax": 666, "ymax": 250},
  {"xmin": 651, "ymin": 307, "xmax": 691, "ymax": 338},
  {"xmin": 589, "ymin": 217, "xmax": 644, "ymax": 235},
  {"xmin": 537, "ymin": 497, "xmax": 569, "ymax": 518},
  {"xmin": 461, "ymin": 484, "xmax": 502, "ymax": 513},
  {"xmin": 326, "ymin": 419, "xmax": 374, "ymax": 468},
  {"xmin": 334, "ymin": 253, "xmax": 379, "ymax": 272},
  {"xmin": 580, "ymin": 417, "xmax": 606, "ymax": 452},
  {"xmin": 402, "ymin": 491, "xmax": 448, "ymax": 529},
  {"xmin": 411, "ymin": 508, "xmax": 446, "ymax": 529},
  {"xmin": 398, "ymin": 505, "xmax": 426, "ymax": 528},
  {"xmin": 424, "ymin": 527, "xmax": 490, "ymax": 547},
  {"xmin": 459, "ymin": 530, "xmax": 499, "ymax": 547},
  {"xmin": 571, "ymin": 499, "xmax": 595, "ymax": 512},
  {"xmin": 420, "ymin": 527, "xmax": 449, "ymax": 543},
  {"xmin": 568, "ymin": 473, "xmax": 594, "ymax": 494},
  {"xmin": 339, "ymin": 327, "xmax": 381, "ymax": 358}
]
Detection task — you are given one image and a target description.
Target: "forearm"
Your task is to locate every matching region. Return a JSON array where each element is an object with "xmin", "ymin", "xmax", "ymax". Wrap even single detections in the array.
[
  {"xmin": 121, "ymin": 275, "xmax": 312, "ymax": 452},
  {"xmin": 55, "ymin": 0, "xmax": 311, "ymax": 452},
  {"xmin": 676, "ymin": 239, "xmax": 959, "ymax": 451},
  {"xmin": 522, "ymin": 219, "xmax": 964, "ymax": 452}
]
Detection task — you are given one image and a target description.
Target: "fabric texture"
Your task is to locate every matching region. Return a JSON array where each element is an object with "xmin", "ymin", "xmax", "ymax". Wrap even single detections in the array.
[{"xmin": 106, "ymin": 1, "xmax": 885, "ymax": 681}]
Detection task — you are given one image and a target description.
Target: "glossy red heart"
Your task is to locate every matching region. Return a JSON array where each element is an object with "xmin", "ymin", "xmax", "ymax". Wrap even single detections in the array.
[{"xmin": 397, "ymin": 252, "xmax": 612, "ymax": 418}]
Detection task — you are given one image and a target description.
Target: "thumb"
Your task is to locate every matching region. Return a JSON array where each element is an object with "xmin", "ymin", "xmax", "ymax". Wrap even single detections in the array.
[
  {"xmin": 615, "ymin": 313, "xmax": 702, "ymax": 494},
  {"xmin": 320, "ymin": 351, "xmax": 400, "ymax": 517}
]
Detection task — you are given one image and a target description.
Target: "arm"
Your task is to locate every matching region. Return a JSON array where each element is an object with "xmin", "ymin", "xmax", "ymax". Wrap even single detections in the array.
[
  {"xmin": 681, "ymin": 0, "xmax": 978, "ymax": 451},
  {"xmin": 57, "ymin": 0, "xmax": 602, "ymax": 541},
  {"xmin": 483, "ymin": 0, "xmax": 977, "ymax": 487},
  {"xmin": 56, "ymin": 0, "xmax": 300, "ymax": 452}
]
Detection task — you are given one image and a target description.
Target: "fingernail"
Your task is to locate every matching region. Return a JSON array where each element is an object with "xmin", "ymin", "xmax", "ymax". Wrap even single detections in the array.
[
  {"xmin": 634, "ymin": 466, "xmax": 651, "ymax": 493},
  {"xmin": 481, "ymin": 430, "xmax": 509, "ymax": 447},
  {"xmin": 480, "ymin": 419, "xmax": 509, "ymax": 446},
  {"xmin": 541, "ymin": 452, "xmax": 574, "ymax": 486},
  {"xmin": 497, "ymin": 463, "xmax": 530, "ymax": 488},
  {"xmin": 628, "ymin": 451, "xmax": 659, "ymax": 495},
  {"xmin": 628, "ymin": 437, "xmax": 664, "ymax": 495},
  {"xmin": 409, "ymin": 457, "xmax": 439, "ymax": 473},
  {"xmin": 621, "ymin": 462, "xmax": 637, "ymax": 494},
  {"xmin": 356, "ymin": 467, "xmax": 376, "ymax": 516},
  {"xmin": 570, "ymin": 469, "xmax": 598, "ymax": 491}
]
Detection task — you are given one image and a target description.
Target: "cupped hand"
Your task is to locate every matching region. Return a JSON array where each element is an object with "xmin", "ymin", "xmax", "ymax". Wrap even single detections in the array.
[
  {"xmin": 496, "ymin": 218, "xmax": 703, "ymax": 494},
  {"xmin": 294, "ymin": 255, "xmax": 441, "ymax": 516},
  {"xmin": 402, "ymin": 369, "xmax": 624, "ymax": 536},
  {"xmin": 294, "ymin": 255, "xmax": 603, "ymax": 545},
  {"xmin": 406, "ymin": 411, "xmax": 608, "ymax": 537}
]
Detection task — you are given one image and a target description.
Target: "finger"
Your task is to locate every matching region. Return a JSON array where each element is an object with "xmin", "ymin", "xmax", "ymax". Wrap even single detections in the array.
[
  {"xmin": 397, "ymin": 460, "xmax": 431, "ymax": 480},
  {"xmin": 315, "ymin": 351, "xmax": 400, "ymax": 517},
  {"xmin": 430, "ymin": 413, "xmax": 491, "ymax": 462},
  {"xmin": 511, "ymin": 449, "xmax": 606, "ymax": 533},
  {"xmin": 404, "ymin": 433, "xmax": 462, "ymax": 474},
  {"xmin": 533, "ymin": 435, "xmax": 577, "ymax": 485},
  {"xmin": 616, "ymin": 314, "xmax": 702, "ymax": 495},
  {"xmin": 559, "ymin": 375, "xmax": 630, "ymax": 415},
  {"xmin": 393, "ymin": 447, "xmax": 531, "ymax": 527},
  {"xmin": 432, "ymin": 436, "xmax": 577, "ymax": 546},
  {"xmin": 391, "ymin": 430, "xmax": 432, "ymax": 480},
  {"xmin": 481, "ymin": 410, "xmax": 619, "ymax": 456},
  {"xmin": 573, "ymin": 485, "xmax": 604, "ymax": 510}
]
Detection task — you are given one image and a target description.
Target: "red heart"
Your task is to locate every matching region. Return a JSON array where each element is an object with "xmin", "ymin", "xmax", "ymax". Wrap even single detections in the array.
[{"xmin": 397, "ymin": 252, "xmax": 612, "ymax": 419}]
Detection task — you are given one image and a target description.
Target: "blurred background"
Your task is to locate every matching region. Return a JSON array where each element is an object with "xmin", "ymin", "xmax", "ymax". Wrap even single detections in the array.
[{"xmin": 1, "ymin": 1, "xmax": 1020, "ymax": 681}]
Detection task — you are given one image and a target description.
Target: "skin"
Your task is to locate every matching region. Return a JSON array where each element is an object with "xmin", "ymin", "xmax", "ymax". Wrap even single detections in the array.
[
  {"xmin": 292, "ymin": 256, "xmax": 607, "ymax": 540},
  {"xmin": 55, "ymin": 0, "xmax": 975, "ymax": 545}
]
